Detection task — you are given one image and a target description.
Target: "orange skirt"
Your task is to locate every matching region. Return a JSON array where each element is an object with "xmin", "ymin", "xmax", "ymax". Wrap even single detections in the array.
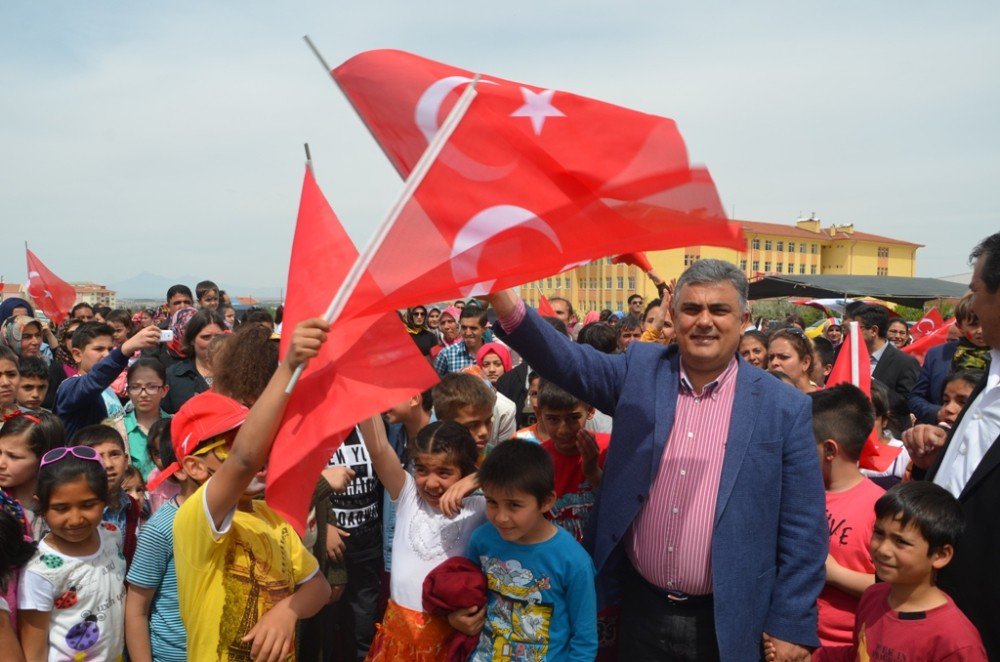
[{"xmin": 366, "ymin": 599, "xmax": 455, "ymax": 662}]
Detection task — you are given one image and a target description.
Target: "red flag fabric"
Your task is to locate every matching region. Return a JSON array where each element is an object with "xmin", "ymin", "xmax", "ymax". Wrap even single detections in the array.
[
  {"xmin": 25, "ymin": 248, "xmax": 76, "ymax": 325},
  {"xmin": 537, "ymin": 295, "xmax": 556, "ymax": 317},
  {"xmin": 902, "ymin": 319, "xmax": 955, "ymax": 365},
  {"xmin": 267, "ymin": 167, "xmax": 439, "ymax": 535},
  {"xmin": 611, "ymin": 252, "xmax": 653, "ymax": 273},
  {"xmin": 333, "ymin": 49, "xmax": 744, "ymax": 313},
  {"xmin": 909, "ymin": 308, "xmax": 944, "ymax": 341},
  {"xmin": 825, "ymin": 324, "xmax": 902, "ymax": 472}
]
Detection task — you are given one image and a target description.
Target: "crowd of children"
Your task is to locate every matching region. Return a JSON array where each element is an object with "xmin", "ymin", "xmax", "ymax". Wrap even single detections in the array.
[{"xmin": 0, "ymin": 272, "xmax": 992, "ymax": 661}]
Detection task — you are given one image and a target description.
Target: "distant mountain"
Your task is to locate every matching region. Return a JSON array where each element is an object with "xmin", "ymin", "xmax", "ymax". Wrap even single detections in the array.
[{"xmin": 109, "ymin": 272, "xmax": 283, "ymax": 302}]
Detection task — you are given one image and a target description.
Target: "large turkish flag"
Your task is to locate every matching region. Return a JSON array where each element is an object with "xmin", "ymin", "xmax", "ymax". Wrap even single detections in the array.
[
  {"xmin": 25, "ymin": 248, "xmax": 76, "ymax": 325},
  {"xmin": 333, "ymin": 49, "xmax": 744, "ymax": 312}
]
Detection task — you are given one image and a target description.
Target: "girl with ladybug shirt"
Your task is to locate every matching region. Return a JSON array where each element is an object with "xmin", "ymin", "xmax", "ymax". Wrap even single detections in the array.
[{"xmin": 17, "ymin": 447, "xmax": 126, "ymax": 661}]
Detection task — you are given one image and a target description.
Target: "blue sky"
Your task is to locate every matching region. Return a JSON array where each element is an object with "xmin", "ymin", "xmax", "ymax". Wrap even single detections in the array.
[{"xmin": 1, "ymin": 2, "xmax": 996, "ymax": 294}]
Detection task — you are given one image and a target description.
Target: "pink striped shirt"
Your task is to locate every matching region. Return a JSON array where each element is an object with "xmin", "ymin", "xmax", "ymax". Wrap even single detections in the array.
[{"xmin": 626, "ymin": 356, "xmax": 738, "ymax": 595}]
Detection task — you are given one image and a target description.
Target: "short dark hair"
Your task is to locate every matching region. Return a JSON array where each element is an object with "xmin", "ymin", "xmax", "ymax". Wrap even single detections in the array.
[
  {"xmin": 105, "ymin": 309, "xmax": 134, "ymax": 336},
  {"xmin": 419, "ymin": 388, "xmax": 434, "ymax": 413},
  {"xmin": 536, "ymin": 379, "xmax": 584, "ymax": 413},
  {"xmin": 459, "ymin": 305, "xmax": 488, "ymax": 327},
  {"xmin": 196, "ymin": 280, "xmax": 219, "ymax": 301},
  {"xmin": 576, "ymin": 322, "xmax": 618, "ymax": 354},
  {"xmin": 809, "ymin": 384, "xmax": 875, "ymax": 461},
  {"xmin": 71, "ymin": 322, "xmax": 115, "ymax": 351},
  {"xmin": 127, "ymin": 357, "xmax": 167, "ymax": 384},
  {"xmin": 72, "ymin": 424, "xmax": 125, "ymax": 451},
  {"xmin": 0, "ymin": 344, "xmax": 17, "ymax": 366},
  {"xmin": 478, "ymin": 438, "xmax": 554, "ymax": 505},
  {"xmin": 410, "ymin": 421, "xmax": 479, "ymax": 477},
  {"xmin": 875, "ymin": 482, "xmax": 964, "ymax": 555},
  {"xmin": 943, "ymin": 369, "xmax": 984, "ymax": 397},
  {"xmin": 619, "ymin": 314, "xmax": 642, "ymax": 334},
  {"xmin": 17, "ymin": 355, "xmax": 49, "ymax": 381},
  {"xmin": 432, "ymin": 373, "xmax": 495, "ymax": 420},
  {"xmin": 812, "ymin": 336, "xmax": 835, "ymax": 369},
  {"xmin": 540, "ymin": 316, "xmax": 568, "ymax": 336},
  {"xmin": 0, "ymin": 411, "xmax": 65, "ymax": 457},
  {"xmin": 970, "ymin": 232, "xmax": 1000, "ymax": 293},
  {"xmin": 869, "ymin": 380, "xmax": 911, "ymax": 441},
  {"xmin": 167, "ymin": 284, "xmax": 193, "ymax": 301},
  {"xmin": 741, "ymin": 329, "xmax": 768, "ymax": 349},
  {"xmin": 843, "ymin": 300, "xmax": 867, "ymax": 319},
  {"xmin": 241, "ymin": 308, "xmax": 274, "ymax": 327},
  {"xmin": 851, "ymin": 304, "xmax": 890, "ymax": 339},
  {"xmin": 36, "ymin": 452, "xmax": 109, "ymax": 513},
  {"xmin": 183, "ymin": 309, "xmax": 227, "ymax": 355},
  {"xmin": 642, "ymin": 299, "xmax": 661, "ymax": 319},
  {"xmin": 628, "ymin": 294, "xmax": 643, "ymax": 305},
  {"xmin": 549, "ymin": 297, "xmax": 574, "ymax": 316}
]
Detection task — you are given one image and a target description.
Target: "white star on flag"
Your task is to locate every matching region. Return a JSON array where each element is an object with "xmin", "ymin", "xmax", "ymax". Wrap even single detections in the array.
[{"xmin": 510, "ymin": 87, "xmax": 565, "ymax": 135}]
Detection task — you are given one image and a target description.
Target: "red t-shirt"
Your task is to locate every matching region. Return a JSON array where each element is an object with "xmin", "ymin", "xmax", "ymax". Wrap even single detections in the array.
[
  {"xmin": 818, "ymin": 478, "xmax": 885, "ymax": 645},
  {"xmin": 816, "ymin": 582, "xmax": 987, "ymax": 661},
  {"xmin": 540, "ymin": 434, "xmax": 610, "ymax": 543}
]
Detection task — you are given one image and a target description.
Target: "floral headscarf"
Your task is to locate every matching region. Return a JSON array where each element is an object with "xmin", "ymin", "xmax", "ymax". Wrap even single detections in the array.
[
  {"xmin": 168, "ymin": 306, "xmax": 198, "ymax": 358},
  {"xmin": 54, "ymin": 318, "xmax": 79, "ymax": 367},
  {"xmin": 0, "ymin": 315, "xmax": 43, "ymax": 358}
]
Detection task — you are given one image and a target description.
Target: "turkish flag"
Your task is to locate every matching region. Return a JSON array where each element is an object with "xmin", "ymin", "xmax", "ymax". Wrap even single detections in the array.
[
  {"xmin": 909, "ymin": 308, "xmax": 944, "ymax": 341},
  {"xmin": 611, "ymin": 252, "xmax": 653, "ymax": 273},
  {"xmin": 537, "ymin": 295, "xmax": 557, "ymax": 317},
  {"xmin": 266, "ymin": 167, "xmax": 439, "ymax": 535},
  {"xmin": 333, "ymin": 49, "xmax": 744, "ymax": 313},
  {"xmin": 25, "ymin": 248, "xmax": 76, "ymax": 325},
  {"xmin": 903, "ymin": 319, "xmax": 955, "ymax": 365},
  {"xmin": 825, "ymin": 323, "xmax": 902, "ymax": 472}
]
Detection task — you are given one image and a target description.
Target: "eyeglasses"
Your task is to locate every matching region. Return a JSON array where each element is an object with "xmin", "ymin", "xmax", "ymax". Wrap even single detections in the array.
[
  {"xmin": 191, "ymin": 436, "xmax": 231, "ymax": 461},
  {"xmin": 127, "ymin": 383, "xmax": 165, "ymax": 395},
  {"xmin": 40, "ymin": 446, "xmax": 102, "ymax": 468},
  {"xmin": 412, "ymin": 311, "xmax": 426, "ymax": 317}
]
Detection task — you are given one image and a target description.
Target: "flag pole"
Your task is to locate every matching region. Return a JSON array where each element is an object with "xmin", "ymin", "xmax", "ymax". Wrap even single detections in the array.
[
  {"xmin": 285, "ymin": 74, "xmax": 481, "ymax": 393},
  {"xmin": 303, "ymin": 36, "xmax": 335, "ymax": 80},
  {"xmin": 849, "ymin": 321, "xmax": 860, "ymax": 387}
]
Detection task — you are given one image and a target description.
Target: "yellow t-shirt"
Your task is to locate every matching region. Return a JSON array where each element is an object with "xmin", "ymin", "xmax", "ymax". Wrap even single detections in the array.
[{"xmin": 174, "ymin": 480, "xmax": 319, "ymax": 661}]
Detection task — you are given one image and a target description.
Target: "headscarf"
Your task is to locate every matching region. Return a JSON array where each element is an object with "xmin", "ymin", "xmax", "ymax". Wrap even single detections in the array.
[
  {"xmin": 0, "ymin": 298, "xmax": 33, "ymax": 324},
  {"xmin": 476, "ymin": 342, "xmax": 512, "ymax": 373},
  {"xmin": 0, "ymin": 315, "xmax": 43, "ymax": 358},
  {"xmin": 582, "ymin": 310, "xmax": 601, "ymax": 326},
  {"xmin": 405, "ymin": 306, "xmax": 428, "ymax": 335},
  {"xmin": 952, "ymin": 338, "xmax": 991, "ymax": 373},
  {"xmin": 439, "ymin": 306, "xmax": 463, "ymax": 346},
  {"xmin": 168, "ymin": 306, "xmax": 198, "ymax": 358},
  {"xmin": 54, "ymin": 318, "xmax": 78, "ymax": 367}
]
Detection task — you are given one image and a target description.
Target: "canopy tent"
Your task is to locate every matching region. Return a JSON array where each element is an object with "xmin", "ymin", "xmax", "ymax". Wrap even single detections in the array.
[{"xmin": 747, "ymin": 275, "xmax": 969, "ymax": 308}]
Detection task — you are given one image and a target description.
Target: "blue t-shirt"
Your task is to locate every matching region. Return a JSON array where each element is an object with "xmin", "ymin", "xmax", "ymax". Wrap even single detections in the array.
[
  {"xmin": 467, "ymin": 523, "xmax": 598, "ymax": 661},
  {"xmin": 125, "ymin": 500, "xmax": 185, "ymax": 662}
]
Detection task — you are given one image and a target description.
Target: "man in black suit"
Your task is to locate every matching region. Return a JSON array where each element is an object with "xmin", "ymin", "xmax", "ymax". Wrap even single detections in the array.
[
  {"xmin": 852, "ymin": 303, "xmax": 920, "ymax": 400},
  {"xmin": 904, "ymin": 232, "xmax": 1000, "ymax": 656}
]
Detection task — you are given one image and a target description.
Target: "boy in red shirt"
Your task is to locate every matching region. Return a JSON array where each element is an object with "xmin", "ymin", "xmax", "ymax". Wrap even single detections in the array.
[
  {"xmin": 810, "ymin": 384, "xmax": 886, "ymax": 646},
  {"xmin": 796, "ymin": 482, "xmax": 987, "ymax": 661}
]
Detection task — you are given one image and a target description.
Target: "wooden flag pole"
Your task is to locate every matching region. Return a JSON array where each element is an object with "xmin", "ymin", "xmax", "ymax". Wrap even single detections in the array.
[{"xmin": 285, "ymin": 58, "xmax": 481, "ymax": 393}]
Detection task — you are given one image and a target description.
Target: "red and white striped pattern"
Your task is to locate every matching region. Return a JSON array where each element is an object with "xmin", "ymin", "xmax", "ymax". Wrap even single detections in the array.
[{"xmin": 627, "ymin": 357, "xmax": 738, "ymax": 595}]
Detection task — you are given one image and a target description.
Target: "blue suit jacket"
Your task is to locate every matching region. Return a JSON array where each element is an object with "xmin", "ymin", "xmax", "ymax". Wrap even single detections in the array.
[
  {"xmin": 908, "ymin": 341, "xmax": 959, "ymax": 424},
  {"xmin": 499, "ymin": 308, "xmax": 826, "ymax": 659}
]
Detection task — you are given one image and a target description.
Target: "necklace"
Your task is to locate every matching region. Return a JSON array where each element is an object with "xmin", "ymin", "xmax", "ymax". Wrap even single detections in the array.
[{"xmin": 408, "ymin": 505, "xmax": 464, "ymax": 561}]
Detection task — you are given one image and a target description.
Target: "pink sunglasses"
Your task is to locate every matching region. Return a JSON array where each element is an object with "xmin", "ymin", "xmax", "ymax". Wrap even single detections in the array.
[{"xmin": 40, "ymin": 446, "xmax": 103, "ymax": 468}]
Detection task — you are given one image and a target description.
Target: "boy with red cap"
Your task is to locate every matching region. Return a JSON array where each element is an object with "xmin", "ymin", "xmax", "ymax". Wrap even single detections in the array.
[{"xmin": 163, "ymin": 319, "xmax": 331, "ymax": 661}]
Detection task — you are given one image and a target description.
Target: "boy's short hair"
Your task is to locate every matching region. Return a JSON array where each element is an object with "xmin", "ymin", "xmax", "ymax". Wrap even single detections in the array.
[
  {"xmin": 812, "ymin": 336, "xmax": 835, "ymax": 369},
  {"xmin": 72, "ymin": 423, "xmax": 125, "ymax": 451},
  {"xmin": 459, "ymin": 305, "xmax": 488, "ymax": 327},
  {"xmin": 433, "ymin": 373, "xmax": 496, "ymax": 420},
  {"xmin": 619, "ymin": 314, "xmax": 642, "ymax": 333},
  {"xmin": 875, "ymin": 482, "xmax": 965, "ymax": 555},
  {"xmin": 576, "ymin": 322, "xmax": 618, "ymax": 354},
  {"xmin": 17, "ymin": 355, "xmax": 49, "ymax": 381},
  {"xmin": 196, "ymin": 280, "xmax": 219, "ymax": 300},
  {"xmin": 549, "ymin": 297, "xmax": 574, "ymax": 317},
  {"xmin": 167, "ymin": 284, "xmax": 193, "ymax": 301},
  {"xmin": 536, "ymin": 380, "xmax": 583, "ymax": 413},
  {"xmin": 628, "ymin": 294, "xmax": 643, "ymax": 305},
  {"xmin": 852, "ymin": 304, "xmax": 891, "ymax": 339},
  {"xmin": 479, "ymin": 438, "xmax": 554, "ymax": 505},
  {"xmin": 419, "ymin": 388, "xmax": 434, "ymax": 413},
  {"xmin": 809, "ymin": 384, "xmax": 875, "ymax": 461},
  {"xmin": 71, "ymin": 322, "xmax": 115, "ymax": 351},
  {"xmin": 71, "ymin": 302, "xmax": 94, "ymax": 317}
]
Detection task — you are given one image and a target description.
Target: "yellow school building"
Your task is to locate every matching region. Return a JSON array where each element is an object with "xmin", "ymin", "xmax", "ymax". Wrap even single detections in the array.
[{"xmin": 520, "ymin": 216, "xmax": 921, "ymax": 314}]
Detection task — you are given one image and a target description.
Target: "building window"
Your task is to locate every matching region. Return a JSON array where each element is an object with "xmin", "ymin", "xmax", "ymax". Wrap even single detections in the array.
[
  {"xmin": 606, "ymin": 257, "xmax": 614, "ymax": 265},
  {"xmin": 605, "ymin": 300, "xmax": 612, "ymax": 310},
  {"xmin": 788, "ymin": 243, "xmax": 795, "ymax": 253},
  {"xmin": 590, "ymin": 279, "xmax": 597, "ymax": 289},
  {"xmin": 579, "ymin": 278, "xmax": 586, "ymax": 289},
  {"xmin": 764, "ymin": 261, "xmax": 771, "ymax": 272},
  {"xmin": 546, "ymin": 278, "xmax": 553, "ymax": 288},
  {"xmin": 752, "ymin": 260, "xmax": 760, "ymax": 271},
  {"xmin": 605, "ymin": 277, "xmax": 612, "ymax": 289},
  {"xmin": 799, "ymin": 243, "xmax": 806, "ymax": 253},
  {"xmin": 628, "ymin": 276, "xmax": 636, "ymax": 290},
  {"xmin": 811, "ymin": 265, "xmax": 817, "ymax": 274},
  {"xmin": 799, "ymin": 264, "xmax": 806, "ymax": 274},
  {"xmin": 776, "ymin": 241, "xmax": 784, "ymax": 252},
  {"xmin": 811, "ymin": 244, "xmax": 818, "ymax": 254},
  {"xmin": 617, "ymin": 276, "xmax": 624, "ymax": 289},
  {"xmin": 877, "ymin": 247, "xmax": 889, "ymax": 258},
  {"xmin": 776, "ymin": 263, "xmax": 783, "ymax": 273},
  {"xmin": 740, "ymin": 259, "xmax": 748, "ymax": 271},
  {"xmin": 764, "ymin": 240, "xmax": 772, "ymax": 250},
  {"xmin": 555, "ymin": 277, "xmax": 561, "ymax": 289},
  {"xmin": 877, "ymin": 267, "xmax": 888, "ymax": 276},
  {"xmin": 683, "ymin": 252, "xmax": 701, "ymax": 266},
  {"xmin": 752, "ymin": 238, "xmax": 760, "ymax": 250}
]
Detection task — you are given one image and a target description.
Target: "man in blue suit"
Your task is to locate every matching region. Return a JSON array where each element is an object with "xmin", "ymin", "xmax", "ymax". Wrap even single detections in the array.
[{"xmin": 490, "ymin": 259, "xmax": 825, "ymax": 660}]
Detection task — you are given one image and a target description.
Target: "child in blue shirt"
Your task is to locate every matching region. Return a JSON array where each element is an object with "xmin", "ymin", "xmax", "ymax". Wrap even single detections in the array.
[{"xmin": 467, "ymin": 439, "xmax": 597, "ymax": 661}]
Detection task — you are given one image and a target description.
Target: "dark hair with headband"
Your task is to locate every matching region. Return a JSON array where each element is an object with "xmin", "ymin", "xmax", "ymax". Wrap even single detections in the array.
[
  {"xmin": 0, "ymin": 411, "xmax": 65, "ymax": 458},
  {"xmin": 36, "ymin": 449, "xmax": 108, "ymax": 513}
]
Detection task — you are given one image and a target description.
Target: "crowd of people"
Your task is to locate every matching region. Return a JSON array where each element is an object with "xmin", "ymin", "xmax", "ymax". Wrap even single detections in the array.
[{"xmin": 0, "ymin": 232, "xmax": 997, "ymax": 661}]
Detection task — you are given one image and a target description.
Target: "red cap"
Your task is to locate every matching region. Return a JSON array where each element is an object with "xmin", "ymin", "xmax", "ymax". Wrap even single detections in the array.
[{"xmin": 147, "ymin": 391, "xmax": 248, "ymax": 491}]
